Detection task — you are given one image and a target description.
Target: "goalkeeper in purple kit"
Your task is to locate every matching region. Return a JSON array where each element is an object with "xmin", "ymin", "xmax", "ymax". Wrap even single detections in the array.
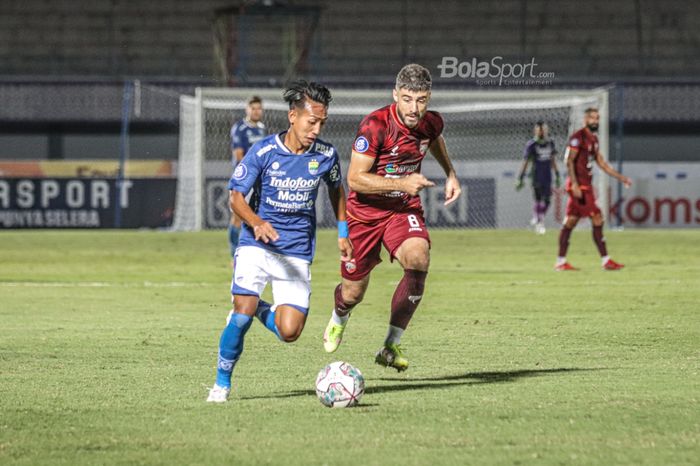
[{"xmin": 516, "ymin": 121, "xmax": 560, "ymax": 234}]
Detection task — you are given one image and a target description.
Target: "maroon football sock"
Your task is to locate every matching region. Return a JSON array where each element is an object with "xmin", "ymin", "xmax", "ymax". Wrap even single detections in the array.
[
  {"xmin": 389, "ymin": 269, "xmax": 427, "ymax": 330},
  {"xmin": 334, "ymin": 283, "xmax": 355, "ymax": 317},
  {"xmin": 558, "ymin": 226, "xmax": 573, "ymax": 257},
  {"xmin": 592, "ymin": 225, "xmax": 608, "ymax": 257}
]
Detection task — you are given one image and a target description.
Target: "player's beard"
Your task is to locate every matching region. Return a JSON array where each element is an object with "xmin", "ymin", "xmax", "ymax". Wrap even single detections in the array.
[
  {"xmin": 398, "ymin": 107, "xmax": 423, "ymax": 128},
  {"xmin": 587, "ymin": 123, "xmax": 599, "ymax": 132}
]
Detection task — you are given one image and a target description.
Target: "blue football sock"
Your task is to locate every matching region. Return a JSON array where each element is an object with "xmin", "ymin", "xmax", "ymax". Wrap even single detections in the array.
[
  {"xmin": 216, "ymin": 313, "xmax": 253, "ymax": 388},
  {"xmin": 228, "ymin": 224, "xmax": 240, "ymax": 258},
  {"xmin": 255, "ymin": 299, "xmax": 281, "ymax": 340}
]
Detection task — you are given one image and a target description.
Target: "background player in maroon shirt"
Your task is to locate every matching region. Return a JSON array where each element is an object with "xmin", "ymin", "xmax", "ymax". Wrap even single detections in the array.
[
  {"xmin": 556, "ymin": 107, "xmax": 632, "ymax": 271},
  {"xmin": 322, "ymin": 64, "xmax": 462, "ymax": 371}
]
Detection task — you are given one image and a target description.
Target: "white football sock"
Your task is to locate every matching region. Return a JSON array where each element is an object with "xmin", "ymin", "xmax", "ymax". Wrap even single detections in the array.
[
  {"xmin": 601, "ymin": 255, "xmax": 610, "ymax": 265},
  {"xmin": 556, "ymin": 256, "xmax": 567, "ymax": 266},
  {"xmin": 384, "ymin": 325, "xmax": 405, "ymax": 345},
  {"xmin": 331, "ymin": 309, "xmax": 349, "ymax": 325}
]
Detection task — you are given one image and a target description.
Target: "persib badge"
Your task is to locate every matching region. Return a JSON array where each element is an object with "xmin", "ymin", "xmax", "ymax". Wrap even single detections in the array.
[
  {"xmin": 308, "ymin": 159, "xmax": 320, "ymax": 175},
  {"xmin": 354, "ymin": 136, "xmax": 369, "ymax": 153}
]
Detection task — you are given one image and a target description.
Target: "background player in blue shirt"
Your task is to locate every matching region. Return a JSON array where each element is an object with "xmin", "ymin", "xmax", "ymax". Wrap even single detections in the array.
[
  {"xmin": 207, "ymin": 80, "xmax": 353, "ymax": 403},
  {"xmin": 228, "ymin": 96, "xmax": 266, "ymax": 261},
  {"xmin": 516, "ymin": 121, "xmax": 561, "ymax": 234}
]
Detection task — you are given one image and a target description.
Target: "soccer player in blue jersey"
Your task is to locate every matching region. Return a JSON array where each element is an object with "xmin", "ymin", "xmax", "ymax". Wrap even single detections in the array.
[
  {"xmin": 207, "ymin": 81, "xmax": 353, "ymax": 403},
  {"xmin": 516, "ymin": 121, "xmax": 560, "ymax": 234},
  {"xmin": 228, "ymin": 96, "xmax": 266, "ymax": 261}
]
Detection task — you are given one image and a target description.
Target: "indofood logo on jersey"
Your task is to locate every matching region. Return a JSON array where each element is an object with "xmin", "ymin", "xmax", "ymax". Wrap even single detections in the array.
[
  {"xmin": 308, "ymin": 159, "xmax": 320, "ymax": 175},
  {"xmin": 270, "ymin": 176, "xmax": 320, "ymax": 191}
]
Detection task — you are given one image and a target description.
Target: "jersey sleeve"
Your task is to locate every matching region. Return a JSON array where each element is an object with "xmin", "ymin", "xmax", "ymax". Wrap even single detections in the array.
[
  {"xmin": 352, "ymin": 113, "xmax": 386, "ymax": 157},
  {"xmin": 550, "ymin": 140, "xmax": 558, "ymax": 155},
  {"xmin": 228, "ymin": 145, "xmax": 264, "ymax": 193},
  {"xmin": 523, "ymin": 140, "xmax": 535, "ymax": 160},
  {"xmin": 230, "ymin": 123, "xmax": 247, "ymax": 151},
  {"xmin": 567, "ymin": 134, "xmax": 581, "ymax": 153},
  {"xmin": 323, "ymin": 148, "xmax": 342, "ymax": 189}
]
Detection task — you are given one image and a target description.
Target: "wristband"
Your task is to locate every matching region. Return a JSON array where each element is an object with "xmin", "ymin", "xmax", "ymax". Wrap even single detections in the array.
[{"xmin": 338, "ymin": 220, "xmax": 349, "ymax": 239}]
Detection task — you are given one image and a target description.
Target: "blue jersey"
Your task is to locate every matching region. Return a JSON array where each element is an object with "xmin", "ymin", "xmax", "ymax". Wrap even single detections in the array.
[
  {"xmin": 524, "ymin": 138, "xmax": 557, "ymax": 186},
  {"xmin": 229, "ymin": 132, "xmax": 342, "ymax": 262},
  {"xmin": 231, "ymin": 119, "xmax": 266, "ymax": 161}
]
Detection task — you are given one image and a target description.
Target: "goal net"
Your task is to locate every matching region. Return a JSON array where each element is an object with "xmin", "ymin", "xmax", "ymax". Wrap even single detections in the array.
[{"xmin": 172, "ymin": 87, "xmax": 609, "ymax": 231}]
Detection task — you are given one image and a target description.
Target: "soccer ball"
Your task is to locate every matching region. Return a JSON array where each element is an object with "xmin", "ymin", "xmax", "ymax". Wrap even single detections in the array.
[{"xmin": 315, "ymin": 361, "xmax": 365, "ymax": 408}]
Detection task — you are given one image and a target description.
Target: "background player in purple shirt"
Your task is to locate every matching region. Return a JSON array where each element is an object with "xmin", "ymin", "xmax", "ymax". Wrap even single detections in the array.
[{"xmin": 516, "ymin": 121, "xmax": 560, "ymax": 234}]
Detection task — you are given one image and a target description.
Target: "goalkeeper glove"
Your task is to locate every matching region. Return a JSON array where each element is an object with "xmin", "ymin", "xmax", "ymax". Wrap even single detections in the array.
[{"xmin": 515, "ymin": 177, "xmax": 524, "ymax": 191}]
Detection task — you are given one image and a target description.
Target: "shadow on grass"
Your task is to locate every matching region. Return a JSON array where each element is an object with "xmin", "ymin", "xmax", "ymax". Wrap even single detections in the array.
[{"xmin": 240, "ymin": 367, "xmax": 602, "ymax": 401}]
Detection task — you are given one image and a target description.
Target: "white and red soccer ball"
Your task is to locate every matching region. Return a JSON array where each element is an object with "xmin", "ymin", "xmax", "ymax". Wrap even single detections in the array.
[{"xmin": 315, "ymin": 361, "xmax": 365, "ymax": 408}]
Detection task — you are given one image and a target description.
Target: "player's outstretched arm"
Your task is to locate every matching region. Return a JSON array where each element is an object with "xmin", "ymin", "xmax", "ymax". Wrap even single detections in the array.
[
  {"xmin": 229, "ymin": 190, "xmax": 279, "ymax": 243},
  {"xmin": 347, "ymin": 152, "xmax": 434, "ymax": 196},
  {"xmin": 595, "ymin": 152, "xmax": 632, "ymax": 188},
  {"xmin": 429, "ymin": 136, "xmax": 461, "ymax": 206},
  {"xmin": 327, "ymin": 184, "xmax": 353, "ymax": 261}
]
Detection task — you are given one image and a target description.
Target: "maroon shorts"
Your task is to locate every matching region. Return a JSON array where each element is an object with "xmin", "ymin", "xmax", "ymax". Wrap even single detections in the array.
[
  {"xmin": 341, "ymin": 209, "xmax": 431, "ymax": 280},
  {"xmin": 566, "ymin": 188, "xmax": 601, "ymax": 218}
]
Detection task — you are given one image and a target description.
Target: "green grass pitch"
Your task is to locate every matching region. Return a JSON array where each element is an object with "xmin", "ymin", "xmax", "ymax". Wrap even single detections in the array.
[{"xmin": 1, "ymin": 229, "xmax": 698, "ymax": 465}]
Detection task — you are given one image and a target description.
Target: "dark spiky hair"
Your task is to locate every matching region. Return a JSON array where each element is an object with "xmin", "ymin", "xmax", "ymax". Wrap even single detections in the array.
[{"xmin": 282, "ymin": 80, "xmax": 332, "ymax": 110}]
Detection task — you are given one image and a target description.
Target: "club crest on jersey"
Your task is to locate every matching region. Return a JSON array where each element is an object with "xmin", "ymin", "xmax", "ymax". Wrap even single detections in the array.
[
  {"xmin": 344, "ymin": 260, "xmax": 357, "ymax": 273},
  {"xmin": 233, "ymin": 163, "xmax": 247, "ymax": 180},
  {"xmin": 420, "ymin": 139, "xmax": 430, "ymax": 155},
  {"xmin": 354, "ymin": 136, "xmax": 369, "ymax": 153},
  {"xmin": 308, "ymin": 159, "xmax": 320, "ymax": 175}
]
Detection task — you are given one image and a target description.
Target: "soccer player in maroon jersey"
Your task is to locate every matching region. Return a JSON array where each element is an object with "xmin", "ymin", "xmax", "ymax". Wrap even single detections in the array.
[
  {"xmin": 555, "ymin": 107, "xmax": 632, "ymax": 271},
  {"xmin": 322, "ymin": 64, "xmax": 462, "ymax": 371}
]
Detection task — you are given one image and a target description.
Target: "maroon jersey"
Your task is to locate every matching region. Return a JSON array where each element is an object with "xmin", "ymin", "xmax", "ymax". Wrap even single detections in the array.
[
  {"xmin": 348, "ymin": 103, "xmax": 444, "ymax": 221},
  {"xmin": 565, "ymin": 128, "xmax": 599, "ymax": 191}
]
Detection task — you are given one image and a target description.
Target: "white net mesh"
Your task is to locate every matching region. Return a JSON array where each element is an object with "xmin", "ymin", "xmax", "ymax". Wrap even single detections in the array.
[{"xmin": 173, "ymin": 87, "xmax": 608, "ymax": 230}]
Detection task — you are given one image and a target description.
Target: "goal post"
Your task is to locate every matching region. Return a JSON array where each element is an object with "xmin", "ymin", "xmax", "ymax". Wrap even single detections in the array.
[{"xmin": 172, "ymin": 87, "xmax": 609, "ymax": 231}]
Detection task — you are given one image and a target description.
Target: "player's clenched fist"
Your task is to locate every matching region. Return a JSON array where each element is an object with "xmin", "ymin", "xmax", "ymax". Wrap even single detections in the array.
[
  {"xmin": 401, "ymin": 173, "xmax": 435, "ymax": 196},
  {"xmin": 444, "ymin": 175, "xmax": 462, "ymax": 206},
  {"xmin": 253, "ymin": 221, "xmax": 279, "ymax": 243},
  {"xmin": 338, "ymin": 237, "xmax": 353, "ymax": 262},
  {"xmin": 570, "ymin": 184, "xmax": 583, "ymax": 199}
]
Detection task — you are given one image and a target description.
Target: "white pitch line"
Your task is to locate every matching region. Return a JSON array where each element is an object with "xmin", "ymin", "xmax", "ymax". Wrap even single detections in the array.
[{"xmin": 0, "ymin": 281, "xmax": 218, "ymax": 288}]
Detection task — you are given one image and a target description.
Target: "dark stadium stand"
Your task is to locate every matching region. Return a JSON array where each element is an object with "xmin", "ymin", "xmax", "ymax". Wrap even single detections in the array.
[
  {"xmin": 1, "ymin": 0, "xmax": 699, "ymax": 79},
  {"xmin": 0, "ymin": 0, "xmax": 699, "ymax": 162}
]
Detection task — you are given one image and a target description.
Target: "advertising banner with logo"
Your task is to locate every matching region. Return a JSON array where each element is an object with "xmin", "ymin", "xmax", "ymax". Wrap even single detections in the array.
[{"xmin": 0, "ymin": 178, "xmax": 175, "ymax": 228}]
